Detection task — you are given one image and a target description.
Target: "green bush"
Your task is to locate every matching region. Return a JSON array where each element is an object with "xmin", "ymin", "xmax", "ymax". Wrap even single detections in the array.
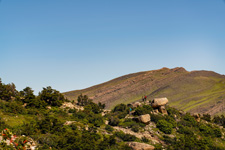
[
  {"xmin": 141, "ymin": 136, "xmax": 149, "ymax": 143},
  {"xmin": 181, "ymin": 113, "xmax": 198, "ymax": 127},
  {"xmin": 201, "ymin": 114, "xmax": 211, "ymax": 122},
  {"xmin": 134, "ymin": 105, "xmax": 152, "ymax": 116},
  {"xmin": 105, "ymin": 125, "xmax": 114, "ymax": 132},
  {"xmin": 114, "ymin": 131, "xmax": 136, "ymax": 141},
  {"xmin": 68, "ymin": 108, "xmax": 76, "ymax": 113},
  {"xmin": 113, "ymin": 104, "xmax": 127, "ymax": 113},
  {"xmin": 131, "ymin": 125, "xmax": 139, "ymax": 132},
  {"xmin": 156, "ymin": 120, "xmax": 173, "ymax": 134},
  {"xmin": 199, "ymin": 124, "xmax": 213, "ymax": 136},
  {"xmin": 165, "ymin": 115, "xmax": 177, "ymax": 128},
  {"xmin": 177, "ymin": 126, "xmax": 194, "ymax": 136},
  {"xmin": 151, "ymin": 113, "xmax": 165, "ymax": 123},
  {"xmin": 108, "ymin": 116, "xmax": 120, "ymax": 126},
  {"xmin": 213, "ymin": 128, "xmax": 222, "ymax": 138}
]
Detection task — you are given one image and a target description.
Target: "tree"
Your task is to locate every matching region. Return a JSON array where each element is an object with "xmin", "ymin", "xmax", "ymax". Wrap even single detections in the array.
[
  {"xmin": 20, "ymin": 87, "xmax": 35, "ymax": 103},
  {"xmin": 77, "ymin": 94, "xmax": 91, "ymax": 106},
  {"xmin": 38, "ymin": 86, "xmax": 65, "ymax": 107}
]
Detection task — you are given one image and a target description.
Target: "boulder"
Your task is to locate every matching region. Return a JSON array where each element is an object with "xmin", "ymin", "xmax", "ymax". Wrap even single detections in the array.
[
  {"xmin": 139, "ymin": 114, "xmax": 151, "ymax": 124},
  {"xmin": 158, "ymin": 106, "xmax": 168, "ymax": 115},
  {"xmin": 127, "ymin": 142, "xmax": 155, "ymax": 150},
  {"xmin": 151, "ymin": 97, "xmax": 168, "ymax": 108}
]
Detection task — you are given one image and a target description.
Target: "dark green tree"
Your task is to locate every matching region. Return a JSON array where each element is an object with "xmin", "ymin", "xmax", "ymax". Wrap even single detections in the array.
[{"xmin": 38, "ymin": 86, "xmax": 65, "ymax": 107}]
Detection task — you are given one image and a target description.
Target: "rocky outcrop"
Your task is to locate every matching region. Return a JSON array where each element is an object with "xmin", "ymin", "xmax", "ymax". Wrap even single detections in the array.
[
  {"xmin": 127, "ymin": 142, "xmax": 155, "ymax": 150},
  {"xmin": 139, "ymin": 114, "xmax": 151, "ymax": 124},
  {"xmin": 151, "ymin": 98, "xmax": 168, "ymax": 108},
  {"xmin": 61, "ymin": 102, "xmax": 84, "ymax": 111},
  {"xmin": 151, "ymin": 97, "xmax": 168, "ymax": 115},
  {"xmin": 113, "ymin": 127, "xmax": 160, "ymax": 144},
  {"xmin": 193, "ymin": 113, "xmax": 200, "ymax": 122}
]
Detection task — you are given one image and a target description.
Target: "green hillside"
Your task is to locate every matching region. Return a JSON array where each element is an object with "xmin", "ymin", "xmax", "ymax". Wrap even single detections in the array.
[
  {"xmin": 0, "ymin": 77, "xmax": 225, "ymax": 149},
  {"xmin": 64, "ymin": 67, "xmax": 225, "ymax": 115}
]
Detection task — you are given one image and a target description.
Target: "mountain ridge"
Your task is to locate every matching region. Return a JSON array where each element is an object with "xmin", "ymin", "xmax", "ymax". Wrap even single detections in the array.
[{"xmin": 63, "ymin": 67, "xmax": 225, "ymax": 115}]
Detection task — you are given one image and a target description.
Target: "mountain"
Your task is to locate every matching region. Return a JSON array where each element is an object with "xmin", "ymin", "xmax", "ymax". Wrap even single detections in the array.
[{"xmin": 63, "ymin": 67, "xmax": 225, "ymax": 115}]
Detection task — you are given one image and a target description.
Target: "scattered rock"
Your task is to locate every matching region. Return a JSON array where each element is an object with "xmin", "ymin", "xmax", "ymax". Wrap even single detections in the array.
[
  {"xmin": 47, "ymin": 106, "xmax": 52, "ymax": 109},
  {"xmin": 133, "ymin": 102, "xmax": 142, "ymax": 108},
  {"xmin": 153, "ymin": 109, "xmax": 159, "ymax": 114},
  {"xmin": 105, "ymin": 120, "xmax": 109, "ymax": 125},
  {"xmin": 158, "ymin": 106, "xmax": 168, "ymax": 115},
  {"xmin": 193, "ymin": 113, "xmax": 200, "ymax": 122},
  {"xmin": 139, "ymin": 114, "xmax": 151, "ymax": 124},
  {"xmin": 64, "ymin": 121, "xmax": 76, "ymax": 125},
  {"xmin": 127, "ymin": 142, "xmax": 155, "ymax": 150}
]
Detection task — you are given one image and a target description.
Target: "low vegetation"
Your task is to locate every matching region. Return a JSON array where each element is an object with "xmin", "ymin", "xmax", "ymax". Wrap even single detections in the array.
[{"xmin": 0, "ymin": 78, "xmax": 225, "ymax": 149}]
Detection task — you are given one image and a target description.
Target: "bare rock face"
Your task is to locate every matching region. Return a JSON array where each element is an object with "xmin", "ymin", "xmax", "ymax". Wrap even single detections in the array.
[
  {"xmin": 158, "ymin": 106, "xmax": 168, "ymax": 115},
  {"xmin": 139, "ymin": 114, "xmax": 151, "ymax": 124},
  {"xmin": 151, "ymin": 97, "xmax": 168, "ymax": 108},
  {"xmin": 127, "ymin": 142, "xmax": 155, "ymax": 150}
]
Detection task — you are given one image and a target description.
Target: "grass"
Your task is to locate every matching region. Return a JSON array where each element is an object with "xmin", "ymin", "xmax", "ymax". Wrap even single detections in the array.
[{"xmin": 0, "ymin": 111, "xmax": 33, "ymax": 127}]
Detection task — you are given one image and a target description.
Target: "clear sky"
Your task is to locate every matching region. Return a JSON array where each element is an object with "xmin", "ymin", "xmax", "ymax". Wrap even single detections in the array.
[{"xmin": 0, "ymin": 0, "xmax": 225, "ymax": 94}]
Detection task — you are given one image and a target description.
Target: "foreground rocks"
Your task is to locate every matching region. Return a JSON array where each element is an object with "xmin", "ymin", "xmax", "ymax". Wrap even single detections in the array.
[{"xmin": 127, "ymin": 142, "xmax": 155, "ymax": 150}]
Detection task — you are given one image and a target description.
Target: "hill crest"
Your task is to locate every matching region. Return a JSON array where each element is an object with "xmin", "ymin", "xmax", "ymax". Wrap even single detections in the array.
[{"xmin": 63, "ymin": 67, "xmax": 225, "ymax": 115}]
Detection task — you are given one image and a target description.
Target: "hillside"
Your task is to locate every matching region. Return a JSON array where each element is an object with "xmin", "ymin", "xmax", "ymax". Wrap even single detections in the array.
[
  {"xmin": 63, "ymin": 67, "xmax": 225, "ymax": 115},
  {"xmin": 0, "ymin": 77, "xmax": 225, "ymax": 149}
]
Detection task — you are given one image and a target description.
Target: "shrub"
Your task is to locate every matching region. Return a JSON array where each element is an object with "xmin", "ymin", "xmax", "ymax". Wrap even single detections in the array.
[
  {"xmin": 68, "ymin": 108, "xmax": 76, "ymax": 113},
  {"xmin": 105, "ymin": 125, "xmax": 114, "ymax": 132},
  {"xmin": 182, "ymin": 113, "xmax": 197, "ymax": 127},
  {"xmin": 131, "ymin": 125, "xmax": 139, "ymax": 132},
  {"xmin": 108, "ymin": 116, "xmax": 120, "ymax": 126},
  {"xmin": 151, "ymin": 113, "xmax": 165, "ymax": 123},
  {"xmin": 141, "ymin": 136, "xmax": 149, "ymax": 143},
  {"xmin": 114, "ymin": 131, "xmax": 136, "ymax": 141},
  {"xmin": 165, "ymin": 115, "xmax": 177, "ymax": 128},
  {"xmin": 199, "ymin": 124, "xmax": 213, "ymax": 136},
  {"xmin": 177, "ymin": 126, "xmax": 194, "ymax": 136},
  {"xmin": 156, "ymin": 120, "xmax": 173, "ymax": 134},
  {"xmin": 201, "ymin": 114, "xmax": 211, "ymax": 122},
  {"xmin": 113, "ymin": 104, "xmax": 127, "ymax": 113},
  {"xmin": 134, "ymin": 105, "xmax": 152, "ymax": 116},
  {"xmin": 166, "ymin": 106, "xmax": 180, "ymax": 117},
  {"xmin": 213, "ymin": 128, "xmax": 222, "ymax": 138}
]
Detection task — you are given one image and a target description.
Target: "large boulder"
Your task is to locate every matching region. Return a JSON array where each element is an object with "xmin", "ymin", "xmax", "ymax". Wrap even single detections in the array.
[
  {"xmin": 151, "ymin": 97, "xmax": 168, "ymax": 108},
  {"xmin": 139, "ymin": 114, "xmax": 151, "ymax": 124},
  {"xmin": 127, "ymin": 142, "xmax": 155, "ymax": 150}
]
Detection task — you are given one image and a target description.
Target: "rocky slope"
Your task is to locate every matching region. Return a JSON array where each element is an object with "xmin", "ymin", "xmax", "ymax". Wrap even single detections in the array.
[{"xmin": 64, "ymin": 67, "xmax": 225, "ymax": 115}]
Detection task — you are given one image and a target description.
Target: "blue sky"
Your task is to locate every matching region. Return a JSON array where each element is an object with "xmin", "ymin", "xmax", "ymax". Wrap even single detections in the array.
[{"xmin": 0, "ymin": 0, "xmax": 225, "ymax": 94}]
